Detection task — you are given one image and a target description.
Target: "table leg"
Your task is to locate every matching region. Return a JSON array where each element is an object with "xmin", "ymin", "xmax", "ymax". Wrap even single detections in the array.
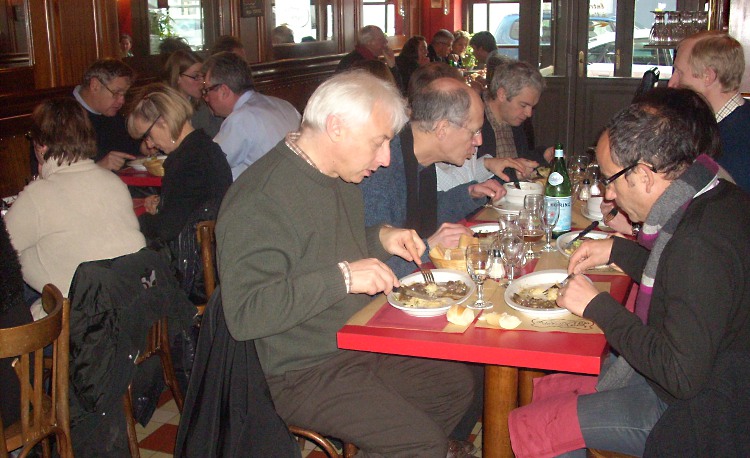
[
  {"xmin": 518, "ymin": 368, "xmax": 547, "ymax": 406},
  {"xmin": 483, "ymin": 365, "xmax": 518, "ymax": 458}
]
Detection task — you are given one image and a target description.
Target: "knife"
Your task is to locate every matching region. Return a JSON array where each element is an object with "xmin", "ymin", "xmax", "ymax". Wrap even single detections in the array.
[
  {"xmin": 566, "ymin": 221, "xmax": 599, "ymax": 248},
  {"xmin": 504, "ymin": 168, "xmax": 521, "ymax": 189}
]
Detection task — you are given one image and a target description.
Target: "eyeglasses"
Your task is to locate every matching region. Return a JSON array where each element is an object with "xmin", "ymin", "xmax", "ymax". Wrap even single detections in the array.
[
  {"xmin": 451, "ymin": 122, "xmax": 482, "ymax": 137},
  {"xmin": 180, "ymin": 72, "xmax": 202, "ymax": 81},
  {"xmin": 201, "ymin": 83, "xmax": 222, "ymax": 97},
  {"xmin": 99, "ymin": 79, "xmax": 128, "ymax": 99},
  {"xmin": 140, "ymin": 115, "xmax": 161, "ymax": 143},
  {"xmin": 600, "ymin": 162, "xmax": 656, "ymax": 187}
]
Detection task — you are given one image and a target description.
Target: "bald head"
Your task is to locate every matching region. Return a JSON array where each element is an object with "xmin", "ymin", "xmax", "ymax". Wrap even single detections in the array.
[{"xmin": 411, "ymin": 77, "xmax": 480, "ymax": 132}]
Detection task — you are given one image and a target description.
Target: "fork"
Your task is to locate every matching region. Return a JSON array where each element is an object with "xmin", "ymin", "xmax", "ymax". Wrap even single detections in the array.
[
  {"xmin": 543, "ymin": 273, "xmax": 573, "ymax": 294},
  {"xmin": 603, "ymin": 207, "xmax": 619, "ymax": 225},
  {"xmin": 418, "ymin": 263, "xmax": 436, "ymax": 285}
]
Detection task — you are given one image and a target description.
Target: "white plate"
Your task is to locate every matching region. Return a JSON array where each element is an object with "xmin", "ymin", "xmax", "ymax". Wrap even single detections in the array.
[
  {"xmin": 504, "ymin": 269, "xmax": 589, "ymax": 317},
  {"xmin": 388, "ymin": 269, "xmax": 476, "ymax": 317},
  {"xmin": 491, "ymin": 197, "xmax": 523, "ymax": 215},
  {"xmin": 471, "ymin": 222, "xmax": 500, "ymax": 238},
  {"xmin": 581, "ymin": 206, "xmax": 605, "ymax": 222},
  {"xmin": 127, "ymin": 155, "xmax": 167, "ymax": 171},
  {"xmin": 556, "ymin": 230, "xmax": 610, "ymax": 258}
]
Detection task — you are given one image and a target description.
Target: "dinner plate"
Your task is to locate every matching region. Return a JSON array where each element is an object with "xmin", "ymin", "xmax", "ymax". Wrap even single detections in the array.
[
  {"xmin": 388, "ymin": 269, "xmax": 476, "ymax": 317},
  {"xmin": 556, "ymin": 230, "xmax": 610, "ymax": 258},
  {"xmin": 471, "ymin": 222, "xmax": 500, "ymax": 238},
  {"xmin": 127, "ymin": 155, "xmax": 167, "ymax": 171},
  {"xmin": 504, "ymin": 269, "xmax": 589, "ymax": 317},
  {"xmin": 491, "ymin": 197, "xmax": 523, "ymax": 215}
]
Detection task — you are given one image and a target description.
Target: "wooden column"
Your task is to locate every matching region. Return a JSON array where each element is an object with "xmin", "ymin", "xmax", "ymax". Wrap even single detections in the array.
[{"xmin": 483, "ymin": 365, "xmax": 518, "ymax": 458}]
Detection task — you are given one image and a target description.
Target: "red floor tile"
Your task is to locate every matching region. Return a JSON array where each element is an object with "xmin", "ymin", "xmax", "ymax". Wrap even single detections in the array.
[
  {"xmin": 139, "ymin": 423, "xmax": 178, "ymax": 453},
  {"xmin": 157, "ymin": 389, "xmax": 174, "ymax": 408}
]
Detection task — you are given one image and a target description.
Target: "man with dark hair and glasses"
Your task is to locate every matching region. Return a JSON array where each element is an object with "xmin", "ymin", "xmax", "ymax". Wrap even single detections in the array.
[
  {"xmin": 202, "ymin": 51, "xmax": 301, "ymax": 180},
  {"xmin": 508, "ymin": 87, "xmax": 750, "ymax": 457},
  {"xmin": 73, "ymin": 58, "xmax": 141, "ymax": 170}
]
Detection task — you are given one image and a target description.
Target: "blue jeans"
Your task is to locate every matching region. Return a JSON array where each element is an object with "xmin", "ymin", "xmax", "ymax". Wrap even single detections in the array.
[{"xmin": 557, "ymin": 369, "xmax": 669, "ymax": 458}]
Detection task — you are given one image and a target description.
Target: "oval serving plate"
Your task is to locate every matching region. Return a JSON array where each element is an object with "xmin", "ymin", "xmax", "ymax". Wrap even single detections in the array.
[
  {"xmin": 504, "ymin": 269, "xmax": 590, "ymax": 317},
  {"xmin": 471, "ymin": 222, "xmax": 500, "ymax": 239},
  {"xmin": 388, "ymin": 269, "xmax": 476, "ymax": 317},
  {"xmin": 556, "ymin": 230, "xmax": 610, "ymax": 258},
  {"xmin": 491, "ymin": 197, "xmax": 523, "ymax": 215}
]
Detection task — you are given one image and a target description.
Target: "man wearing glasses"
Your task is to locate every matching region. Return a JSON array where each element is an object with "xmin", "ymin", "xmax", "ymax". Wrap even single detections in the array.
[
  {"xmin": 360, "ymin": 76, "xmax": 503, "ymax": 280},
  {"xmin": 508, "ymin": 88, "xmax": 750, "ymax": 457},
  {"xmin": 201, "ymin": 52, "xmax": 301, "ymax": 180},
  {"xmin": 73, "ymin": 59, "xmax": 141, "ymax": 170},
  {"xmin": 427, "ymin": 29, "xmax": 454, "ymax": 64}
]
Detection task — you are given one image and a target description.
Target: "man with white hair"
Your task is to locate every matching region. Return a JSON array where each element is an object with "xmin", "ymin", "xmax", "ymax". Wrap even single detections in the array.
[
  {"xmin": 215, "ymin": 70, "xmax": 474, "ymax": 457},
  {"xmin": 336, "ymin": 25, "xmax": 401, "ymax": 86},
  {"xmin": 668, "ymin": 30, "xmax": 750, "ymax": 192}
]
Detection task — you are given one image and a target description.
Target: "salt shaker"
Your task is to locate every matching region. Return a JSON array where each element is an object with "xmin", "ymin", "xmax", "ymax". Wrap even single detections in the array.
[{"xmin": 578, "ymin": 178, "xmax": 591, "ymax": 201}]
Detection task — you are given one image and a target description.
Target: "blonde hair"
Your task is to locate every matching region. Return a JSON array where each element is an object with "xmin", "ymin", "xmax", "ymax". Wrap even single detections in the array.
[
  {"xmin": 127, "ymin": 83, "xmax": 194, "ymax": 141},
  {"xmin": 684, "ymin": 31, "xmax": 745, "ymax": 92}
]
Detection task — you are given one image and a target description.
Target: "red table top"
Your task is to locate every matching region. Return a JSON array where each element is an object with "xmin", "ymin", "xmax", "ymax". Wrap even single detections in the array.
[
  {"xmin": 338, "ymin": 270, "xmax": 634, "ymax": 376},
  {"xmin": 117, "ymin": 168, "xmax": 162, "ymax": 187}
]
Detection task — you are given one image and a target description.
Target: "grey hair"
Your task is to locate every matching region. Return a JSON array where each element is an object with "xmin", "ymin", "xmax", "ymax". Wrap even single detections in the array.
[
  {"xmin": 410, "ymin": 78, "xmax": 472, "ymax": 132},
  {"xmin": 432, "ymin": 29, "xmax": 454, "ymax": 44},
  {"xmin": 358, "ymin": 25, "xmax": 385, "ymax": 46},
  {"xmin": 488, "ymin": 60, "xmax": 545, "ymax": 100},
  {"xmin": 82, "ymin": 58, "xmax": 134, "ymax": 87},
  {"xmin": 302, "ymin": 70, "xmax": 408, "ymax": 134},
  {"xmin": 202, "ymin": 51, "xmax": 255, "ymax": 94}
]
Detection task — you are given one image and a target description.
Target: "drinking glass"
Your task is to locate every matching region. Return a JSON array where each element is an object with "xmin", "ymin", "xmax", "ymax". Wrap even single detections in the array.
[
  {"xmin": 465, "ymin": 244, "xmax": 494, "ymax": 310},
  {"xmin": 498, "ymin": 212, "xmax": 520, "ymax": 231},
  {"xmin": 524, "ymin": 194, "xmax": 544, "ymax": 213},
  {"xmin": 540, "ymin": 201, "xmax": 560, "ymax": 252},
  {"xmin": 518, "ymin": 208, "xmax": 544, "ymax": 259},
  {"xmin": 497, "ymin": 227, "xmax": 525, "ymax": 286}
]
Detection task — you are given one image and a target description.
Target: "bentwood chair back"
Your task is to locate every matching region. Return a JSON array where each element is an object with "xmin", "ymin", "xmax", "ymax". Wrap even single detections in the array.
[
  {"xmin": 193, "ymin": 220, "xmax": 358, "ymax": 458},
  {"xmin": 0, "ymin": 284, "xmax": 72, "ymax": 458},
  {"xmin": 123, "ymin": 316, "xmax": 184, "ymax": 458}
]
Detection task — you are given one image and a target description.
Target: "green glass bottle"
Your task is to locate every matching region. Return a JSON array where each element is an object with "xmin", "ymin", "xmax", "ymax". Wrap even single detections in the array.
[{"xmin": 544, "ymin": 143, "xmax": 572, "ymax": 234}]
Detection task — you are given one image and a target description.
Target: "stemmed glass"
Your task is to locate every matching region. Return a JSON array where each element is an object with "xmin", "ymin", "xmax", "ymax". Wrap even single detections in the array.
[
  {"xmin": 465, "ymin": 244, "xmax": 494, "ymax": 310},
  {"xmin": 498, "ymin": 212, "xmax": 519, "ymax": 231},
  {"xmin": 518, "ymin": 208, "xmax": 544, "ymax": 259},
  {"xmin": 523, "ymin": 194, "xmax": 544, "ymax": 214},
  {"xmin": 496, "ymin": 227, "xmax": 525, "ymax": 286},
  {"xmin": 540, "ymin": 201, "xmax": 560, "ymax": 251}
]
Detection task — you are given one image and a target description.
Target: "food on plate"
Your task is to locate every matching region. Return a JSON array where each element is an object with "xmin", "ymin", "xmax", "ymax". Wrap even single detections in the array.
[
  {"xmin": 447, "ymin": 304, "xmax": 475, "ymax": 325},
  {"xmin": 535, "ymin": 166, "xmax": 551, "ymax": 178},
  {"xmin": 480, "ymin": 312, "xmax": 522, "ymax": 329},
  {"xmin": 562, "ymin": 236, "xmax": 596, "ymax": 255},
  {"xmin": 395, "ymin": 280, "xmax": 470, "ymax": 308},
  {"xmin": 511, "ymin": 285, "xmax": 562, "ymax": 310}
]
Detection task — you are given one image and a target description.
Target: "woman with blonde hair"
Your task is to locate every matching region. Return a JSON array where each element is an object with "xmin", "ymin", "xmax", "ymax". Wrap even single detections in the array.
[
  {"xmin": 450, "ymin": 30, "xmax": 471, "ymax": 68},
  {"xmin": 163, "ymin": 49, "xmax": 223, "ymax": 137},
  {"xmin": 128, "ymin": 83, "xmax": 231, "ymax": 301},
  {"xmin": 5, "ymin": 98, "xmax": 145, "ymax": 318}
]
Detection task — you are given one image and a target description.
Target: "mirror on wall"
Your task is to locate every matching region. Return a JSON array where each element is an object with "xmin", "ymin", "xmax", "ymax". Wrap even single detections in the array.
[
  {"xmin": 119, "ymin": 0, "xmax": 207, "ymax": 57},
  {"xmin": 271, "ymin": 0, "xmax": 334, "ymax": 45},
  {"xmin": 0, "ymin": 0, "xmax": 31, "ymax": 67}
]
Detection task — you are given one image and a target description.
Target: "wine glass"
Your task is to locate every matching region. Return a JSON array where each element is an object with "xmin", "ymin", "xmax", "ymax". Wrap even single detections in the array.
[
  {"xmin": 540, "ymin": 200, "xmax": 560, "ymax": 252},
  {"xmin": 497, "ymin": 227, "xmax": 525, "ymax": 286},
  {"xmin": 518, "ymin": 208, "xmax": 544, "ymax": 259},
  {"xmin": 498, "ymin": 212, "xmax": 519, "ymax": 231},
  {"xmin": 465, "ymin": 244, "xmax": 494, "ymax": 310},
  {"xmin": 523, "ymin": 194, "xmax": 544, "ymax": 214}
]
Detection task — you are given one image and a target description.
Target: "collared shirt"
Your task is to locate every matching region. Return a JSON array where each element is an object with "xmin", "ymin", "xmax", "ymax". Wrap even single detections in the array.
[
  {"xmin": 483, "ymin": 92, "xmax": 517, "ymax": 159},
  {"xmin": 715, "ymin": 92, "xmax": 745, "ymax": 123},
  {"xmin": 436, "ymin": 154, "xmax": 494, "ymax": 192},
  {"xmin": 214, "ymin": 90, "xmax": 301, "ymax": 180},
  {"xmin": 72, "ymin": 85, "xmax": 100, "ymax": 115}
]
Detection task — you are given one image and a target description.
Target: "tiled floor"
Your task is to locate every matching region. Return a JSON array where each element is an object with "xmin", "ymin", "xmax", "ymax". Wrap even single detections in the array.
[{"xmin": 137, "ymin": 391, "xmax": 485, "ymax": 457}]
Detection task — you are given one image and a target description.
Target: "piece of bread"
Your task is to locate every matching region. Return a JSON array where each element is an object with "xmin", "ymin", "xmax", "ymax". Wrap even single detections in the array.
[
  {"xmin": 458, "ymin": 234, "xmax": 480, "ymax": 249},
  {"xmin": 447, "ymin": 304, "xmax": 475, "ymax": 326},
  {"xmin": 481, "ymin": 312, "xmax": 522, "ymax": 329}
]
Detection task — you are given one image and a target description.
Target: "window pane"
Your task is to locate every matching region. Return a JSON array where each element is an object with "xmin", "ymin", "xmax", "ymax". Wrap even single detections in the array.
[
  {"xmin": 540, "ymin": 0, "xmax": 554, "ymax": 74},
  {"xmin": 471, "ymin": 4, "xmax": 489, "ymax": 32},
  {"xmin": 633, "ymin": 0, "xmax": 675, "ymax": 78},
  {"xmin": 585, "ymin": 0, "xmax": 618, "ymax": 77},
  {"xmin": 148, "ymin": 0, "xmax": 205, "ymax": 54}
]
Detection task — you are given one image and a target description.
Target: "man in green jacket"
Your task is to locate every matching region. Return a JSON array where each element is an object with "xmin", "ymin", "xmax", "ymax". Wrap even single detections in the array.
[{"xmin": 216, "ymin": 70, "xmax": 476, "ymax": 457}]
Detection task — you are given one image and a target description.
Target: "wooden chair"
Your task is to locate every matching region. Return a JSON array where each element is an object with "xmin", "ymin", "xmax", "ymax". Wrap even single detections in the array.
[
  {"xmin": 195, "ymin": 220, "xmax": 358, "ymax": 458},
  {"xmin": 0, "ymin": 284, "xmax": 72, "ymax": 458},
  {"xmin": 122, "ymin": 316, "xmax": 185, "ymax": 458}
]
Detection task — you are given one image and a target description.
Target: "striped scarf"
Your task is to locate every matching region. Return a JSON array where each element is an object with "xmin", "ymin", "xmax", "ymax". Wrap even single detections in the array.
[{"xmin": 634, "ymin": 155, "xmax": 721, "ymax": 323}]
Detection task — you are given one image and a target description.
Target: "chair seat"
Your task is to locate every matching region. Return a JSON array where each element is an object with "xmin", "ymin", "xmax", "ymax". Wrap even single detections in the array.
[{"xmin": 3, "ymin": 394, "xmax": 53, "ymax": 451}]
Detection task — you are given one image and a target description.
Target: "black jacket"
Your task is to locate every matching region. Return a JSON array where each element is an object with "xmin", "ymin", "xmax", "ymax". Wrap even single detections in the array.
[
  {"xmin": 174, "ymin": 287, "xmax": 300, "ymax": 457},
  {"xmin": 67, "ymin": 248, "xmax": 195, "ymax": 457}
]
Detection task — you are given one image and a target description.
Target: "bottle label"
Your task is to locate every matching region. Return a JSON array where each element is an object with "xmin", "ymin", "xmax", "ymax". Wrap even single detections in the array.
[
  {"xmin": 545, "ymin": 196, "xmax": 572, "ymax": 233},
  {"xmin": 548, "ymin": 171, "xmax": 564, "ymax": 186}
]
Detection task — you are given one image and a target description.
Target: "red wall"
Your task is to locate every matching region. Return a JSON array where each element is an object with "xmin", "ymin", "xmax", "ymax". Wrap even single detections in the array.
[
  {"xmin": 117, "ymin": 0, "xmax": 132, "ymax": 36},
  {"xmin": 420, "ymin": 0, "xmax": 462, "ymax": 40}
]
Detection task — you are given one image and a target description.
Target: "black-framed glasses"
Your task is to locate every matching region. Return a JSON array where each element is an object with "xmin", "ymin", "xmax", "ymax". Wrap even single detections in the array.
[
  {"xmin": 600, "ymin": 162, "xmax": 655, "ymax": 187},
  {"xmin": 140, "ymin": 115, "xmax": 161, "ymax": 143},
  {"xmin": 180, "ymin": 72, "xmax": 202, "ymax": 81},
  {"xmin": 98, "ymin": 79, "xmax": 128, "ymax": 99},
  {"xmin": 450, "ymin": 122, "xmax": 482, "ymax": 137},
  {"xmin": 201, "ymin": 83, "xmax": 222, "ymax": 97}
]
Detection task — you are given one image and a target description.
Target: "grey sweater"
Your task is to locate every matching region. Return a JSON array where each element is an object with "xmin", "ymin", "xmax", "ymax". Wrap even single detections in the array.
[{"xmin": 215, "ymin": 140, "xmax": 389, "ymax": 376}]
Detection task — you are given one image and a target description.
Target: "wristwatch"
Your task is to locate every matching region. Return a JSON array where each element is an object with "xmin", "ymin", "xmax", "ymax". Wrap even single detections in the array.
[{"xmin": 631, "ymin": 223, "xmax": 642, "ymax": 236}]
